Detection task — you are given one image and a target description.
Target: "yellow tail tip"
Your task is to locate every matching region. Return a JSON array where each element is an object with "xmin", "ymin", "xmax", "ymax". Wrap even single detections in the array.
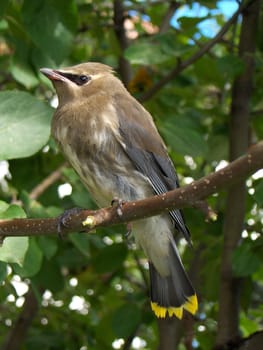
[
  {"xmin": 184, "ymin": 294, "xmax": 198, "ymax": 315},
  {"xmin": 151, "ymin": 294, "xmax": 198, "ymax": 319}
]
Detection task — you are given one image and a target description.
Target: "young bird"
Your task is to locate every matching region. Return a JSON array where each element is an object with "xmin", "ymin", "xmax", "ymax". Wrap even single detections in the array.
[{"xmin": 40, "ymin": 62, "xmax": 198, "ymax": 319}]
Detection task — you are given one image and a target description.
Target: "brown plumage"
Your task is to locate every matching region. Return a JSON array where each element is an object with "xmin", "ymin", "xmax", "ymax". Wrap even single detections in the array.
[{"xmin": 40, "ymin": 62, "xmax": 198, "ymax": 318}]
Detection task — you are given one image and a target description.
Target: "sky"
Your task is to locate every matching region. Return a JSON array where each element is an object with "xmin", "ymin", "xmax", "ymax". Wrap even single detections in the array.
[{"xmin": 171, "ymin": 0, "xmax": 239, "ymax": 37}]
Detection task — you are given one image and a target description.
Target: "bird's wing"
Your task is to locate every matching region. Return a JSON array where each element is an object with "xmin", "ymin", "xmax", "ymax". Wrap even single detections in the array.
[{"xmin": 113, "ymin": 93, "xmax": 191, "ymax": 243}]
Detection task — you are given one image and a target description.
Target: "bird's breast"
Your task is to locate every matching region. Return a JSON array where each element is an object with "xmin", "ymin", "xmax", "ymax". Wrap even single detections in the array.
[{"xmin": 52, "ymin": 105, "xmax": 152, "ymax": 206}]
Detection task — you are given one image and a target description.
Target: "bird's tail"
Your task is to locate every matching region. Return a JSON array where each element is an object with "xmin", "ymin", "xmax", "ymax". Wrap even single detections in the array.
[{"xmin": 149, "ymin": 240, "xmax": 198, "ymax": 319}]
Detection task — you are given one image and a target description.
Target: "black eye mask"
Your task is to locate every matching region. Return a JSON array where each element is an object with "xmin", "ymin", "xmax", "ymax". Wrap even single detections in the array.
[{"xmin": 55, "ymin": 71, "xmax": 91, "ymax": 86}]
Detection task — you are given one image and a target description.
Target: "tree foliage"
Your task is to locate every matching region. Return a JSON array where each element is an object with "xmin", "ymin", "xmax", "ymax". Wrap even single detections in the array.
[{"xmin": 0, "ymin": 1, "xmax": 262, "ymax": 349}]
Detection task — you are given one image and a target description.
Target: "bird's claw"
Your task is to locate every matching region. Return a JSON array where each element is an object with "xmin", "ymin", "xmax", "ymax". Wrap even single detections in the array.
[
  {"xmin": 57, "ymin": 207, "xmax": 83, "ymax": 238},
  {"xmin": 111, "ymin": 197, "xmax": 126, "ymax": 217},
  {"xmin": 111, "ymin": 198, "xmax": 132, "ymax": 238}
]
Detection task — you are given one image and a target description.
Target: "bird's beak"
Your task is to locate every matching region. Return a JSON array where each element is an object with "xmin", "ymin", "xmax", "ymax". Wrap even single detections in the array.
[{"xmin": 40, "ymin": 68, "xmax": 67, "ymax": 82}]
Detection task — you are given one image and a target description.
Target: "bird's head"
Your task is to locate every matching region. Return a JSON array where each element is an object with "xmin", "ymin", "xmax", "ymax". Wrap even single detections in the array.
[{"xmin": 40, "ymin": 62, "xmax": 118, "ymax": 105}]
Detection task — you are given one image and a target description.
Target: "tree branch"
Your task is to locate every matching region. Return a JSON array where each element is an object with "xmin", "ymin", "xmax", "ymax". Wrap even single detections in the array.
[
  {"xmin": 159, "ymin": 1, "xmax": 181, "ymax": 34},
  {"xmin": 113, "ymin": 0, "xmax": 133, "ymax": 86},
  {"xmin": 0, "ymin": 141, "xmax": 262, "ymax": 238},
  {"xmin": 214, "ymin": 331, "xmax": 263, "ymax": 350},
  {"xmin": 29, "ymin": 163, "xmax": 66, "ymax": 200},
  {"xmin": 1, "ymin": 287, "xmax": 40, "ymax": 350},
  {"xmin": 216, "ymin": 0, "xmax": 261, "ymax": 346},
  {"xmin": 157, "ymin": 317, "xmax": 183, "ymax": 350},
  {"xmin": 138, "ymin": 0, "xmax": 256, "ymax": 102}
]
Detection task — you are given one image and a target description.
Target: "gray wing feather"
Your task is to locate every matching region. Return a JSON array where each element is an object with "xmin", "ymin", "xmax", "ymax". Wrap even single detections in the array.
[{"xmin": 119, "ymin": 127, "xmax": 191, "ymax": 243}]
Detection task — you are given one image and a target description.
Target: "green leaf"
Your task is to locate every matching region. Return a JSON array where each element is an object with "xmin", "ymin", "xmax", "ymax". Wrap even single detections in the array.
[
  {"xmin": 196, "ymin": 329, "xmax": 214, "ymax": 350},
  {"xmin": 0, "ymin": 237, "xmax": 29, "ymax": 266},
  {"xmin": 145, "ymin": 3, "xmax": 167, "ymax": 26},
  {"xmin": 252, "ymin": 114, "xmax": 263, "ymax": 138},
  {"xmin": 217, "ymin": 54, "xmax": 244, "ymax": 79},
  {"xmin": 95, "ymin": 312, "xmax": 115, "ymax": 346},
  {"xmin": 0, "ymin": 0, "xmax": 9, "ymax": 16},
  {"xmin": 10, "ymin": 59, "xmax": 39, "ymax": 89},
  {"xmin": 179, "ymin": 16, "xmax": 209, "ymax": 30},
  {"xmin": 178, "ymin": 16, "xmax": 209, "ymax": 36},
  {"xmin": 13, "ymin": 237, "xmax": 43, "ymax": 277},
  {"xmin": 38, "ymin": 236, "xmax": 58, "ymax": 260},
  {"xmin": 21, "ymin": 0, "xmax": 76, "ymax": 64},
  {"xmin": 0, "ymin": 262, "xmax": 7, "ymax": 283},
  {"xmin": 33, "ymin": 258, "xmax": 64, "ymax": 293},
  {"xmin": 205, "ymin": 134, "xmax": 228, "ymax": 162},
  {"xmin": 0, "ymin": 91, "xmax": 52, "ymax": 159},
  {"xmin": 194, "ymin": 56, "xmax": 223, "ymax": 85},
  {"xmin": 253, "ymin": 179, "xmax": 263, "ymax": 206},
  {"xmin": 51, "ymin": 0, "xmax": 78, "ymax": 32},
  {"xmin": 160, "ymin": 121, "xmax": 208, "ymax": 157},
  {"xmin": 0, "ymin": 200, "xmax": 9, "ymax": 214},
  {"xmin": 111, "ymin": 303, "xmax": 141, "ymax": 338},
  {"xmin": 232, "ymin": 244, "xmax": 261, "ymax": 277},
  {"xmin": 240, "ymin": 311, "xmax": 259, "ymax": 337},
  {"xmin": 69, "ymin": 233, "xmax": 90, "ymax": 257},
  {"xmin": 0, "ymin": 204, "xmax": 26, "ymax": 219},
  {"xmin": 0, "ymin": 202, "xmax": 28, "ymax": 265},
  {"xmin": 125, "ymin": 41, "xmax": 168, "ymax": 65},
  {"xmin": 93, "ymin": 243, "xmax": 128, "ymax": 274},
  {"xmin": 125, "ymin": 31, "xmax": 190, "ymax": 66}
]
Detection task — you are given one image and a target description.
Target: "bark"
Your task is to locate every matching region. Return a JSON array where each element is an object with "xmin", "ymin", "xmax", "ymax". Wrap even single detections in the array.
[
  {"xmin": 113, "ymin": 0, "xmax": 132, "ymax": 86},
  {"xmin": 159, "ymin": 1, "xmax": 180, "ymax": 34},
  {"xmin": 215, "ymin": 0, "xmax": 261, "ymax": 347},
  {"xmin": 1, "ymin": 288, "xmax": 40, "ymax": 350},
  {"xmin": 157, "ymin": 318, "xmax": 183, "ymax": 350},
  {"xmin": 239, "ymin": 331, "xmax": 263, "ymax": 350}
]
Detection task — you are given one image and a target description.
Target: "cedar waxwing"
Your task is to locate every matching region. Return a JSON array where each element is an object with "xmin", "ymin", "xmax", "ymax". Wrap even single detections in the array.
[{"xmin": 40, "ymin": 62, "xmax": 198, "ymax": 319}]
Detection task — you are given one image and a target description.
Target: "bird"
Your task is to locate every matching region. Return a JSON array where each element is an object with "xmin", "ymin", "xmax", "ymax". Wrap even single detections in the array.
[{"xmin": 40, "ymin": 62, "xmax": 198, "ymax": 319}]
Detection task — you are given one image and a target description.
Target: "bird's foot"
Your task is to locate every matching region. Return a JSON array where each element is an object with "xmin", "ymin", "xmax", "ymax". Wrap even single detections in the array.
[
  {"xmin": 57, "ymin": 207, "xmax": 83, "ymax": 238},
  {"xmin": 111, "ymin": 197, "xmax": 126, "ymax": 217},
  {"xmin": 111, "ymin": 198, "xmax": 132, "ymax": 238}
]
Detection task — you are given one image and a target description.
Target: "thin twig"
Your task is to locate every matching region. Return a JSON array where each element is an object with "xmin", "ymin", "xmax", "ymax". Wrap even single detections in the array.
[
  {"xmin": 159, "ymin": 1, "xmax": 181, "ymax": 34},
  {"xmin": 29, "ymin": 163, "xmax": 67, "ymax": 200}
]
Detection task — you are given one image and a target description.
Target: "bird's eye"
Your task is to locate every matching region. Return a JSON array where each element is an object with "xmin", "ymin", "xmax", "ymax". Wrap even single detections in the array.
[
  {"xmin": 80, "ymin": 75, "xmax": 88, "ymax": 81},
  {"xmin": 78, "ymin": 75, "xmax": 90, "ymax": 84}
]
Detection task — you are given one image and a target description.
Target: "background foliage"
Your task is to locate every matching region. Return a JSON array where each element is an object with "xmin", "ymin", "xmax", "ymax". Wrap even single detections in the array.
[{"xmin": 0, "ymin": 1, "xmax": 262, "ymax": 349}]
